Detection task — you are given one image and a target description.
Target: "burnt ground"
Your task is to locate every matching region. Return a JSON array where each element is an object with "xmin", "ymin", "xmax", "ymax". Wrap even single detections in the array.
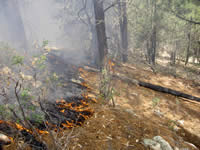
[{"xmin": 3, "ymin": 61, "xmax": 200, "ymax": 150}]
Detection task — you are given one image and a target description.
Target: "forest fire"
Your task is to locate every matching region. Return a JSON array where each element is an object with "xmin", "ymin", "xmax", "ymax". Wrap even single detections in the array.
[
  {"xmin": 0, "ymin": 120, "xmax": 49, "ymax": 138},
  {"xmin": 0, "ymin": 94, "xmax": 94, "ymax": 134},
  {"xmin": 0, "ymin": 66, "xmax": 96, "ymax": 149},
  {"xmin": 53, "ymin": 97, "xmax": 94, "ymax": 128},
  {"xmin": 0, "ymin": 0, "xmax": 200, "ymax": 149}
]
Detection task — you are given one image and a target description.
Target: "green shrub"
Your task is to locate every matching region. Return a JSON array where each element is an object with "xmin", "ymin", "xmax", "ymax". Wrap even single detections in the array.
[
  {"xmin": 12, "ymin": 55, "xmax": 24, "ymax": 65},
  {"xmin": 42, "ymin": 40, "xmax": 49, "ymax": 48}
]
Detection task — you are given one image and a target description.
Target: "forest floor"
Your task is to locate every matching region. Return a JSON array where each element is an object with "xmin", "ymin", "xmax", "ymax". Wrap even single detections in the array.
[
  {"xmin": 46, "ymin": 61, "xmax": 200, "ymax": 150},
  {"xmin": 4, "ymin": 59, "xmax": 200, "ymax": 150}
]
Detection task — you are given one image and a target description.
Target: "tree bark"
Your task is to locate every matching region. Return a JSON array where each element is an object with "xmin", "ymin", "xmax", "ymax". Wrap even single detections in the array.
[
  {"xmin": 93, "ymin": 0, "xmax": 108, "ymax": 69},
  {"xmin": 146, "ymin": 0, "xmax": 157, "ymax": 65},
  {"xmin": 151, "ymin": 0, "xmax": 157, "ymax": 65},
  {"xmin": 198, "ymin": 42, "xmax": 200, "ymax": 63},
  {"xmin": 118, "ymin": 0, "xmax": 128, "ymax": 62},
  {"xmin": 170, "ymin": 49, "xmax": 176, "ymax": 65},
  {"xmin": 185, "ymin": 23, "xmax": 192, "ymax": 66},
  {"xmin": 170, "ymin": 24, "xmax": 177, "ymax": 66},
  {"xmin": 150, "ymin": 25, "xmax": 157, "ymax": 65}
]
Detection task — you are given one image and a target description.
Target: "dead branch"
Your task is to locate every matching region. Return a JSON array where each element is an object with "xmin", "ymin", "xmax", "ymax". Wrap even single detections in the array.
[
  {"xmin": 14, "ymin": 81, "xmax": 29, "ymax": 128},
  {"xmin": 78, "ymin": 0, "xmax": 89, "ymax": 26},
  {"xmin": 104, "ymin": 1, "xmax": 120, "ymax": 13},
  {"xmin": 38, "ymin": 97, "xmax": 58, "ymax": 150},
  {"xmin": 14, "ymin": 81, "xmax": 43, "ymax": 140},
  {"xmin": 113, "ymin": 74, "xmax": 200, "ymax": 103},
  {"xmin": 8, "ymin": 107, "xmax": 26, "ymax": 128}
]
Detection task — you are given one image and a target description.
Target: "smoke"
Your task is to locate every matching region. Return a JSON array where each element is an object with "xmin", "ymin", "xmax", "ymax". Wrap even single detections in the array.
[
  {"xmin": 0, "ymin": 0, "xmax": 27, "ymax": 49},
  {"xmin": 19, "ymin": 0, "xmax": 61, "ymax": 46},
  {"xmin": 0, "ymin": 0, "xmax": 91, "ymax": 65}
]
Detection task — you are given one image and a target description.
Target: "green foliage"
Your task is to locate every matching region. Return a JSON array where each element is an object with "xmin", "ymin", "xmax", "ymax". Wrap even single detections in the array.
[
  {"xmin": 20, "ymin": 88, "xmax": 31, "ymax": 101},
  {"xmin": 50, "ymin": 72, "xmax": 59, "ymax": 82},
  {"xmin": 0, "ymin": 43, "xmax": 24, "ymax": 67},
  {"xmin": 31, "ymin": 113, "xmax": 44, "ymax": 124},
  {"xmin": 20, "ymin": 88, "xmax": 37, "ymax": 112},
  {"xmin": 0, "ymin": 105, "xmax": 12, "ymax": 120},
  {"xmin": 33, "ymin": 55, "xmax": 47, "ymax": 70},
  {"xmin": 168, "ymin": 120, "xmax": 177, "ymax": 131},
  {"xmin": 152, "ymin": 97, "xmax": 160, "ymax": 108},
  {"xmin": 0, "ymin": 105, "xmax": 7, "ymax": 116},
  {"xmin": 107, "ymin": 87, "xmax": 118, "ymax": 100},
  {"xmin": 28, "ymin": 105, "xmax": 36, "ymax": 111},
  {"xmin": 128, "ymin": 0, "xmax": 200, "ymax": 64},
  {"xmin": 191, "ymin": 0, "xmax": 200, "ymax": 6},
  {"xmin": 99, "ymin": 62, "xmax": 116, "ymax": 107},
  {"xmin": 12, "ymin": 55, "xmax": 24, "ymax": 66},
  {"xmin": 42, "ymin": 40, "xmax": 49, "ymax": 48},
  {"xmin": 100, "ymin": 68, "xmax": 111, "ymax": 98}
]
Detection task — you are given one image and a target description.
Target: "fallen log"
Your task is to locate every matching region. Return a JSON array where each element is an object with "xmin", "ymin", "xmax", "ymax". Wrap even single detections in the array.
[{"xmin": 113, "ymin": 74, "xmax": 200, "ymax": 103}]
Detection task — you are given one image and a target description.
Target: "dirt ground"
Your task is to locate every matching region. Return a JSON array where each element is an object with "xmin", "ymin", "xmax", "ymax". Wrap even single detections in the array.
[
  {"xmin": 4, "ymin": 62, "xmax": 200, "ymax": 150},
  {"xmin": 57, "ymin": 63, "xmax": 200, "ymax": 150}
]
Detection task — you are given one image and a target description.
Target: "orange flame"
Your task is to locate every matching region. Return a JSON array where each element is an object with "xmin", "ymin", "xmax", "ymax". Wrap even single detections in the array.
[{"xmin": 0, "ymin": 66, "xmax": 96, "ymax": 143}]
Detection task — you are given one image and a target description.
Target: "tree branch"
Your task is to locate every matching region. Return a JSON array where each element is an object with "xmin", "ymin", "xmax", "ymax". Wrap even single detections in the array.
[
  {"xmin": 15, "ymin": 81, "xmax": 27, "ymax": 126},
  {"xmin": 171, "ymin": 10, "xmax": 200, "ymax": 25},
  {"xmin": 104, "ymin": 1, "xmax": 119, "ymax": 13},
  {"xmin": 78, "ymin": 0, "xmax": 89, "ymax": 25}
]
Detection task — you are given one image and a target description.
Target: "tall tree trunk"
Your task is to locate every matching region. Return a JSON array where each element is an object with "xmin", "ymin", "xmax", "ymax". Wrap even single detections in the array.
[
  {"xmin": 150, "ymin": 25, "xmax": 157, "ymax": 65},
  {"xmin": 185, "ymin": 32, "xmax": 191, "ymax": 65},
  {"xmin": 146, "ymin": 38, "xmax": 151, "ymax": 63},
  {"xmin": 0, "ymin": 0, "xmax": 28, "ymax": 50},
  {"xmin": 170, "ymin": 41, "xmax": 177, "ymax": 65},
  {"xmin": 118, "ymin": 0, "xmax": 128, "ymax": 62},
  {"xmin": 93, "ymin": 0, "xmax": 108, "ymax": 69},
  {"xmin": 82, "ymin": 3, "xmax": 98, "ymax": 65},
  {"xmin": 146, "ymin": 0, "xmax": 157, "ymax": 65},
  {"xmin": 171, "ymin": 23, "xmax": 177, "ymax": 66},
  {"xmin": 198, "ymin": 41, "xmax": 200, "ymax": 63},
  {"xmin": 185, "ymin": 22, "xmax": 192, "ymax": 66}
]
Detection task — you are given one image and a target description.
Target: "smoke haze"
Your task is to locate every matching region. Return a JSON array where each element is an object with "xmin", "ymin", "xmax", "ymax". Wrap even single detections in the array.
[{"xmin": 0, "ymin": 0, "xmax": 90, "ymax": 64}]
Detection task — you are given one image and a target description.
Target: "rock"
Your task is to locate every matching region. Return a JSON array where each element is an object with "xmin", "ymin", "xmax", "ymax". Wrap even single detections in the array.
[
  {"xmin": 143, "ymin": 139, "xmax": 161, "ymax": 150},
  {"xmin": 173, "ymin": 125, "xmax": 180, "ymax": 131},
  {"xmin": 143, "ymin": 136, "xmax": 173, "ymax": 150},
  {"xmin": 1, "ymin": 67, "xmax": 12, "ymax": 75},
  {"xmin": 125, "ymin": 109, "xmax": 137, "ymax": 116},
  {"xmin": 0, "ymin": 133, "xmax": 11, "ymax": 145},
  {"xmin": 174, "ymin": 147, "xmax": 179, "ymax": 150},
  {"xmin": 153, "ymin": 136, "xmax": 173, "ymax": 150},
  {"xmin": 184, "ymin": 141, "xmax": 198, "ymax": 150},
  {"xmin": 154, "ymin": 109, "xmax": 164, "ymax": 117},
  {"xmin": 177, "ymin": 120, "xmax": 184, "ymax": 126}
]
